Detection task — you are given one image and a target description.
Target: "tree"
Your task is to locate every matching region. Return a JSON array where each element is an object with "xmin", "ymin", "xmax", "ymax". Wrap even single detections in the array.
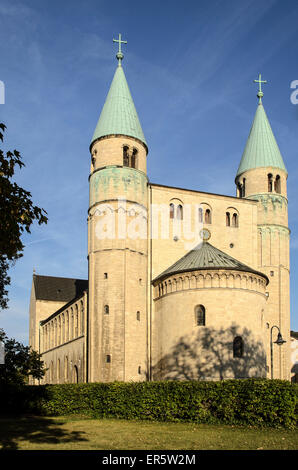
[
  {"xmin": 0, "ymin": 123, "xmax": 48, "ymax": 309},
  {"xmin": 0, "ymin": 328, "xmax": 45, "ymax": 385}
]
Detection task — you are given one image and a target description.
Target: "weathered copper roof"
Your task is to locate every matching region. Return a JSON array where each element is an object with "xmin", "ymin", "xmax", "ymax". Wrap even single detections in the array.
[
  {"xmin": 236, "ymin": 100, "xmax": 287, "ymax": 177},
  {"xmin": 90, "ymin": 63, "xmax": 147, "ymax": 149},
  {"xmin": 153, "ymin": 241, "xmax": 269, "ymax": 284}
]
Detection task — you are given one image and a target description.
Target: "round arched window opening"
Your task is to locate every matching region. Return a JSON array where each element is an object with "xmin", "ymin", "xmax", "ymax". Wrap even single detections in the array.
[
  {"xmin": 195, "ymin": 305, "xmax": 205, "ymax": 326},
  {"xmin": 233, "ymin": 336, "xmax": 244, "ymax": 358}
]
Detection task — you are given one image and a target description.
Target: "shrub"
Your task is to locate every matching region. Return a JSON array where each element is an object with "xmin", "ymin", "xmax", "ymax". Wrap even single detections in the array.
[{"xmin": 0, "ymin": 379, "xmax": 297, "ymax": 428}]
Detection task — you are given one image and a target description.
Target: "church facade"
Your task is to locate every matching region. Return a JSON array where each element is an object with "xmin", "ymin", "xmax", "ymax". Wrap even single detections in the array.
[{"xmin": 29, "ymin": 39, "xmax": 291, "ymax": 384}]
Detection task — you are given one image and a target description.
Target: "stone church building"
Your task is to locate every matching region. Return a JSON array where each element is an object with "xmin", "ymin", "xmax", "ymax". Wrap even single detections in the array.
[{"xmin": 29, "ymin": 38, "xmax": 291, "ymax": 384}]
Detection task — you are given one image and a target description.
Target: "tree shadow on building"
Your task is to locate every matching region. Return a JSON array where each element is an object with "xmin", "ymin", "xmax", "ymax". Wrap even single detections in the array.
[
  {"xmin": 0, "ymin": 415, "xmax": 88, "ymax": 450},
  {"xmin": 152, "ymin": 324, "xmax": 267, "ymax": 381}
]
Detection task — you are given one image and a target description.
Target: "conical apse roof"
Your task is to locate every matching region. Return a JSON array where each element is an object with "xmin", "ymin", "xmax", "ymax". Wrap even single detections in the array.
[{"xmin": 153, "ymin": 241, "xmax": 268, "ymax": 284}]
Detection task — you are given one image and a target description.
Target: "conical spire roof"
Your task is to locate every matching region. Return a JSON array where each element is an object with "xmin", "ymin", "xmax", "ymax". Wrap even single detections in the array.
[
  {"xmin": 153, "ymin": 241, "xmax": 268, "ymax": 284},
  {"xmin": 236, "ymin": 100, "xmax": 287, "ymax": 177},
  {"xmin": 90, "ymin": 63, "xmax": 147, "ymax": 149}
]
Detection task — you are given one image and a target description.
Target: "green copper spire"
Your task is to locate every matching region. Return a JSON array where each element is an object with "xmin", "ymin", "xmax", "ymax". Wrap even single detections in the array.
[
  {"xmin": 90, "ymin": 35, "xmax": 147, "ymax": 149},
  {"xmin": 236, "ymin": 76, "xmax": 287, "ymax": 177}
]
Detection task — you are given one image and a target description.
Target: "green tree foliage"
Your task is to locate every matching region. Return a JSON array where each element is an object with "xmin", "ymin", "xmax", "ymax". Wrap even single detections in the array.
[
  {"xmin": 0, "ymin": 328, "xmax": 45, "ymax": 385},
  {"xmin": 0, "ymin": 123, "xmax": 48, "ymax": 309}
]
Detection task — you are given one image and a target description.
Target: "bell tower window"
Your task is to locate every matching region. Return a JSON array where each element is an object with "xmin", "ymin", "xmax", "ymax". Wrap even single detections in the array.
[
  {"xmin": 123, "ymin": 145, "xmax": 138, "ymax": 169},
  {"xmin": 123, "ymin": 146, "xmax": 129, "ymax": 167},
  {"xmin": 242, "ymin": 178, "xmax": 246, "ymax": 197},
  {"xmin": 275, "ymin": 175, "xmax": 281, "ymax": 193},
  {"xmin": 268, "ymin": 173, "xmax": 273, "ymax": 192},
  {"xmin": 131, "ymin": 148, "xmax": 138, "ymax": 168}
]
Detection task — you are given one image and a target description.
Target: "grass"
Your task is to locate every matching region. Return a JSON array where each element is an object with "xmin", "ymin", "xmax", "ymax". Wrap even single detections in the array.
[{"xmin": 0, "ymin": 415, "xmax": 297, "ymax": 450}]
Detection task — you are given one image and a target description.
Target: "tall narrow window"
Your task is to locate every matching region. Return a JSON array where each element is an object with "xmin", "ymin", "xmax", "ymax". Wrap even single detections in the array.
[
  {"xmin": 226, "ymin": 212, "xmax": 230, "ymax": 227},
  {"xmin": 106, "ymin": 355, "xmax": 111, "ymax": 363},
  {"xmin": 177, "ymin": 204, "xmax": 183, "ymax": 220},
  {"xmin": 205, "ymin": 209, "xmax": 211, "ymax": 224},
  {"xmin": 123, "ymin": 146, "xmax": 129, "ymax": 167},
  {"xmin": 237, "ymin": 182, "xmax": 242, "ymax": 198},
  {"xmin": 275, "ymin": 175, "xmax": 281, "ymax": 193},
  {"xmin": 138, "ymin": 366, "xmax": 141, "ymax": 374},
  {"xmin": 195, "ymin": 305, "xmax": 206, "ymax": 326},
  {"xmin": 198, "ymin": 207, "xmax": 203, "ymax": 223},
  {"xmin": 169, "ymin": 203, "xmax": 175, "ymax": 219},
  {"xmin": 232, "ymin": 213, "xmax": 238, "ymax": 227},
  {"xmin": 233, "ymin": 336, "xmax": 244, "ymax": 358},
  {"xmin": 242, "ymin": 178, "xmax": 246, "ymax": 197},
  {"xmin": 136, "ymin": 311, "xmax": 140, "ymax": 321},
  {"xmin": 268, "ymin": 174, "xmax": 273, "ymax": 192},
  {"xmin": 131, "ymin": 148, "xmax": 138, "ymax": 168},
  {"xmin": 65, "ymin": 356, "xmax": 68, "ymax": 382}
]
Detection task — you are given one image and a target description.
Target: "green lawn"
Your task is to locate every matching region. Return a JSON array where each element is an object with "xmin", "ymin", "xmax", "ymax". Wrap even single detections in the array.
[{"xmin": 0, "ymin": 415, "xmax": 297, "ymax": 450}]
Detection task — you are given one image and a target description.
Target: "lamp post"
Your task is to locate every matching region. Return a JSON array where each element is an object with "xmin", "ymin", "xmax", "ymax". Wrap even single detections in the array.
[{"xmin": 270, "ymin": 325, "xmax": 286, "ymax": 379}]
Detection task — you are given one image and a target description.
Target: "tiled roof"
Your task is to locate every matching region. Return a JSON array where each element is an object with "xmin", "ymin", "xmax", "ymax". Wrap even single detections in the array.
[
  {"xmin": 153, "ymin": 241, "xmax": 269, "ymax": 284},
  {"xmin": 33, "ymin": 275, "xmax": 88, "ymax": 302},
  {"xmin": 90, "ymin": 64, "xmax": 147, "ymax": 149},
  {"xmin": 236, "ymin": 101, "xmax": 287, "ymax": 177}
]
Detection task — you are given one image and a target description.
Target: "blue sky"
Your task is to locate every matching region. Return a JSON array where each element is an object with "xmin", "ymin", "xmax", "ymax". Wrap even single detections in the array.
[{"xmin": 0, "ymin": 0, "xmax": 298, "ymax": 344}]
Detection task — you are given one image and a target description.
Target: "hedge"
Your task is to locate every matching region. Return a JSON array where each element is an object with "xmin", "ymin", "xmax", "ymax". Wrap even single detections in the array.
[{"xmin": 0, "ymin": 379, "xmax": 297, "ymax": 429}]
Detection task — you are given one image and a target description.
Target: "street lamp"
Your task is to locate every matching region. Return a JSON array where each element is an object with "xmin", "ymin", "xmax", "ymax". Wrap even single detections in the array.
[{"xmin": 270, "ymin": 325, "xmax": 286, "ymax": 379}]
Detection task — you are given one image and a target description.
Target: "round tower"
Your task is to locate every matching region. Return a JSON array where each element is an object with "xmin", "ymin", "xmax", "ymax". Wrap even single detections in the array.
[
  {"xmin": 235, "ymin": 76, "xmax": 290, "ymax": 380},
  {"xmin": 87, "ymin": 36, "xmax": 148, "ymax": 382}
]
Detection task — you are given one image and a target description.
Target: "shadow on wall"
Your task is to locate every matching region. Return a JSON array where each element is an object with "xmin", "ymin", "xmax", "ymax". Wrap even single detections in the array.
[{"xmin": 152, "ymin": 324, "xmax": 267, "ymax": 381}]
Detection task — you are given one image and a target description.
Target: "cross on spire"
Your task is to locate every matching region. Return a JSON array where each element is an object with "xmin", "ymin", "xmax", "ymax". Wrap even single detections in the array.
[
  {"xmin": 254, "ymin": 73, "xmax": 267, "ymax": 103},
  {"xmin": 113, "ymin": 33, "xmax": 127, "ymax": 66}
]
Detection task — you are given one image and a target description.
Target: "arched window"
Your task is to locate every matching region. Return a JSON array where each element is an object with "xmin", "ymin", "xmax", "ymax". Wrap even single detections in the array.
[
  {"xmin": 205, "ymin": 209, "xmax": 211, "ymax": 224},
  {"xmin": 138, "ymin": 366, "xmax": 141, "ymax": 374},
  {"xmin": 195, "ymin": 305, "xmax": 205, "ymax": 326},
  {"xmin": 104, "ymin": 305, "xmax": 109, "ymax": 315},
  {"xmin": 131, "ymin": 148, "xmax": 138, "ymax": 168},
  {"xmin": 50, "ymin": 361, "xmax": 54, "ymax": 383},
  {"xmin": 242, "ymin": 178, "xmax": 246, "ymax": 197},
  {"xmin": 177, "ymin": 204, "xmax": 183, "ymax": 220},
  {"xmin": 80, "ymin": 301, "xmax": 84, "ymax": 335},
  {"xmin": 66, "ymin": 311, "xmax": 69, "ymax": 342},
  {"xmin": 57, "ymin": 359, "xmax": 60, "ymax": 384},
  {"xmin": 233, "ymin": 336, "xmax": 244, "ymax": 358},
  {"xmin": 169, "ymin": 203, "xmax": 175, "ymax": 219},
  {"xmin": 226, "ymin": 212, "xmax": 230, "ymax": 227},
  {"xmin": 268, "ymin": 174, "xmax": 273, "ymax": 192},
  {"xmin": 64, "ymin": 356, "xmax": 68, "ymax": 382},
  {"xmin": 75, "ymin": 305, "xmax": 78, "ymax": 337},
  {"xmin": 73, "ymin": 365, "xmax": 79, "ymax": 384},
  {"xmin": 275, "ymin": 175, "xmax": 281, "ymax": 193},
  {"xmin": 198, "ymin": 207, "xmax": 203, "ymax": 223},
  {"xmin": 123, "ymin": 146, "xmax": 129, "ymax": 167},
  {"xmin": 237, "ymin": 182, "xmax": 242, "ymax": 198},
  {"xmin": 70, "ymin": 308, "xmax": 74, "ymax": 340},
  {"xmin": 136, "ymin": 311, "xmax": 140, "ymax": 321},
  {"xmin": 232, "ymin": 213, "xmax": 238, "ymax": 228}
]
